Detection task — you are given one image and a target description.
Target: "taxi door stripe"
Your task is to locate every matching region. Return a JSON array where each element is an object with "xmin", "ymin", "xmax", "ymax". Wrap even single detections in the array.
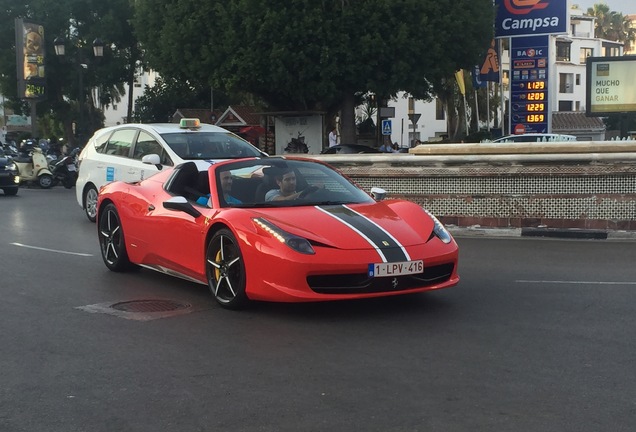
[{"xmin": 316, "ymin": 205, "xmax": 409, "ymax": 262}]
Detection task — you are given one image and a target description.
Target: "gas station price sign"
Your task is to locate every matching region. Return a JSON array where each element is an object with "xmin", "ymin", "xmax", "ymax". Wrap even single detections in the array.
[{"xmin": 510, "ymin": 35, "xmax": 550, "ymax": 134}]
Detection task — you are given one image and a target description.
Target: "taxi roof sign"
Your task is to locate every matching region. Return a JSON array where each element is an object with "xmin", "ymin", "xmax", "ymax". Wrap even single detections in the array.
[{"xmin": 180, "ymin": 118, "xmax": 201, "ymax": 129}]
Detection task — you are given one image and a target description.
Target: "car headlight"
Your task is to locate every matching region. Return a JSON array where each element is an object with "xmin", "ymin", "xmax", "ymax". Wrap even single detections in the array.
[
  {"xmin": 424, "ymin": 209, "xmax": 452, "ymax": 244},
  {"xmin": 253, "ymin": 218, "xmax": 315, "ymax": 255},
  {"xmin": 7, "ymin": 162, "xmax": 17, "ymax": 172}
]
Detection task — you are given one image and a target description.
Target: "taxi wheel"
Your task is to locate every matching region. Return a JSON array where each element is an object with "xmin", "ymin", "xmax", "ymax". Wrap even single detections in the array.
[
  {"xmin": 206, "ymin": 228, "xmax": 248, "ymax": 309},
  {"xmin": 98, "ymin": 203, "xmax": 134, "ymax": 272},
  {"xmin": 84, "ymin": 185, "xmax": 98, "ymax": 222}
]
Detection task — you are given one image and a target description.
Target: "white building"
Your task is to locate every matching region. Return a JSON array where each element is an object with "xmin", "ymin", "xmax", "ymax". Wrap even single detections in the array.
[
  {"xmin": 101, "ymin": 69, "xmax": 159, "ymax": 126},
  {"xmin": 386, "ymin": 93, "xmax": 447, "ymax": 147}
]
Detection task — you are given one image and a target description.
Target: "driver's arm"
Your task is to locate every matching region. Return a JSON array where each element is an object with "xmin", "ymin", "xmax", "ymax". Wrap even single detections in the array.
[{"xmin": 271, "ymin": 191, "xmax": 303, "ymax": 201}]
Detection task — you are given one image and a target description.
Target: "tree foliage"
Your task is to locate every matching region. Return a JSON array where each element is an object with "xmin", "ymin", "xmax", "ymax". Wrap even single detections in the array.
[
  {"xmin": 133, "ymin": 76, "xmax": 214, "ymax": 123},
  {"xmin": 134, "ymin": 0, "xmax": 494, "ymax": 142},
  {"xmin": 587, "ymin": 3, "xmax": 636, "ymax": 52},
  {"xmin": 0, "ymin": 0, "xmax": 140, "ymax": 145}
]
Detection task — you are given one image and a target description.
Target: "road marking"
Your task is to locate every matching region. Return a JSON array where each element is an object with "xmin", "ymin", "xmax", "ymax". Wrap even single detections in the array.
[
  {"xmin": 11, "ymin": 242, "xmax": 93, "ymax": 257},
  {"xmin": 516, "ymin": 280, "xmax": 636, "ymax": 285}
]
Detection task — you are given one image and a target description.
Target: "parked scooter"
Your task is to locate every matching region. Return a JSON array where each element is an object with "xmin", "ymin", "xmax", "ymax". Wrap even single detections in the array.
[
  {"xmin": 50, "ymin": 147, "xmax": 79, "ymax": 189},
  {"xmin": 12, "ymin": 142, "xmax": 54, "ymax": 188}
]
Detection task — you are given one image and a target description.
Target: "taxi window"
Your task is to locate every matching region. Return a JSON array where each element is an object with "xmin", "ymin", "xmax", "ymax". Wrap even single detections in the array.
[
  {"xmin": 94, "ymin": 131, "xmax": 111, "ymax": 153},
  {"xmin": 104, "ymin": 129, "xmax": 137, "ymax": 157},
  {"xmin": 161, "ymin": 132, "xmax": 262, "ymax": 159},
  {"xmin": 133, "ymin": 131, "xmax": 173, "ymax": 165}
]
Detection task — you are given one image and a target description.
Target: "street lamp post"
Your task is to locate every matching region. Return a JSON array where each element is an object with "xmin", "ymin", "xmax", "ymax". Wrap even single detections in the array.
[{"xmin": 54, "ymin": 37, "xmax": 104, "ymax": 146}]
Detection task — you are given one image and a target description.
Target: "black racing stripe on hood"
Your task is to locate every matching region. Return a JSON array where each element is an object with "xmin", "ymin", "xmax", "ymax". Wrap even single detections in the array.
[{"xmin": 318, "ymin": 205, "xmax": 409, "ymax": 262}]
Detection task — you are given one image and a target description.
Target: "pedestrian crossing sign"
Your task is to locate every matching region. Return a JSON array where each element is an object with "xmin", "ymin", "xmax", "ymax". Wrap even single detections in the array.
[{"xmin": 382, "ymin": 120, "xmax": 392, "ymax": 135}]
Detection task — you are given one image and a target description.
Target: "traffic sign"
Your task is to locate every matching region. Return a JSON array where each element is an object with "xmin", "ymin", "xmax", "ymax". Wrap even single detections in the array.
[
  {"xmin": 382, "ymin": 119, "xmax": 392, "ymax": 135},
  {"xmin": 514, "ymin": 124, "xmax": 526, "ymax": 134},
  {"xmin": 408, "ymin": 113, "xmax": 421, "ymax": 125}
]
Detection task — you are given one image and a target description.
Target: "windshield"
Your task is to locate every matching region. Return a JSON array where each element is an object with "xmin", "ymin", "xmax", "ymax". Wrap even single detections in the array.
[
  {"xmin": 214, "ymin": 158, "xmax": 374, "ymax": 208},
  {"xmin": 161, "ymin": 132, "xmax": 263, "ymax": 159}
]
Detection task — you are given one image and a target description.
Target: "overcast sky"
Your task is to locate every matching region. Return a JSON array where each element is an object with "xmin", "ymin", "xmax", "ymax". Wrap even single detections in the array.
[{"xmin": 571, "ymin": 0, "xmax": 634, "ymax": 15}]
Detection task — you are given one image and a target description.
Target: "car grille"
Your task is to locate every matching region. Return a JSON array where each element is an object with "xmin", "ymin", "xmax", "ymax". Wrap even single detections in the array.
[{"xmin": 307, "ymin": 263, "xmax": 454, "ymax": 294}]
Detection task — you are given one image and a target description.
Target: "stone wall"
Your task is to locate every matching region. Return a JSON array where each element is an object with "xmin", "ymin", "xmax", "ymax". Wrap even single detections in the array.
[{"xmin": 308, "ymin": 142, "xmax": 636, "ymax": 231}]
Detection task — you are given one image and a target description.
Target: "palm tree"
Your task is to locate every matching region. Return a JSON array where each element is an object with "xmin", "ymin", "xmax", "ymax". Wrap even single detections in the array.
[
  {"xmin": 587, "ymin": 3, "xmax": 611, "ymax": 39},
  {"xmin": 587, "ymin": 3, "xmax": 636, "ymax": 53}
]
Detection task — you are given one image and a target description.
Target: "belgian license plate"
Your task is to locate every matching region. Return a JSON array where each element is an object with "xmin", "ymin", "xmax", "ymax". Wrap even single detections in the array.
[{"xmin": 368, "ymin": 260, "xmax": 423, "ymax": 278}]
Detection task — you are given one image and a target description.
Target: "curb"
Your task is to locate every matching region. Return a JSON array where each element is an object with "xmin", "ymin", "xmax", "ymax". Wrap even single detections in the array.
[
  {"xmin": 521, "ymin": 227, "xmax": 607, "ymax": 239},
  {"xmin": 448, "ymin": 225, "xmax": 636, "ymax": 241}
]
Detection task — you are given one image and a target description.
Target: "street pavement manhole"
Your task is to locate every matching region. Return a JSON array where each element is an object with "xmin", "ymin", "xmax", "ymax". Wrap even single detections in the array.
[
  {"xmin": 76, "ymin": 299, "xmax": 203, "ymax": 321},
  {"xmin": 111, "ymin": 299, "xmax": 190, "ymax": 313}
]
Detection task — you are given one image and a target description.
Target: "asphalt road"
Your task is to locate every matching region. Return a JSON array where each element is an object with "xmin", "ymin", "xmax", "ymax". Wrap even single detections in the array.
[{"xmin": 1, "ymin": 187, "xmax": 635, "ymax": 432}]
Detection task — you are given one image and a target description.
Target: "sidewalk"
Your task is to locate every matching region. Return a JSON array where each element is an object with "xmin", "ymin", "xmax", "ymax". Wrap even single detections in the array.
[{"xmin": 447, "ymin": 225, "xmax": 636, "ymax": 241}]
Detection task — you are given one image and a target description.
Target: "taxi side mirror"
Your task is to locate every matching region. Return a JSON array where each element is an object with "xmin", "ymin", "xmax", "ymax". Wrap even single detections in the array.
[{"xmin": 142, "ymin": 153, "xmax": 163, "ymax": 170}]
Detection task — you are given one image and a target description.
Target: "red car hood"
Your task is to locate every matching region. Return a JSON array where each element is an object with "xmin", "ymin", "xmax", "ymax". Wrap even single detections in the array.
[{"xmin": 250, "ymin": 201, "xmax": 435, "ymax": 250}]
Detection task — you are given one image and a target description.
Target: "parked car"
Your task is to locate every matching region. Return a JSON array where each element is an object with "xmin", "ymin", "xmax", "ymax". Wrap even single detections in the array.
[
  {"xmin": 488, "ymin": 133, "xmax": 577, "ymax": 143},
  {"xmin": 76, "ymin": 118, "xmax": 266, "ymax": 222},
  {"xmin": 320, "ymin": 144, "xmax": 381, "ymax": 154},
  {"xmin": 0, "ymin": 147, "xmax": 20, "ymax": 196},
  {"xmin": 96, "ymin": 157, "xmax": 459, "ymax": 309}
]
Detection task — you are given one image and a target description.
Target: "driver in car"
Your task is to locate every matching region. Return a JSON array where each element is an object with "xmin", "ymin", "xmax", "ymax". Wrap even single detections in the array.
[{"xmin": 265, "ymin": 167, "xmax": 322, "ymax": 201}]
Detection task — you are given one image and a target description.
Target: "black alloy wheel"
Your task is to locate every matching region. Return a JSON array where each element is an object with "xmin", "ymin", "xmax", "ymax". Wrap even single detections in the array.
[
  {"xmin": 98, "ymin": 203, "xmax": 134, "ymax": 271},
  {"xmin": 206, "ymin": 228, "xmax": 248, "ymax": 309}
]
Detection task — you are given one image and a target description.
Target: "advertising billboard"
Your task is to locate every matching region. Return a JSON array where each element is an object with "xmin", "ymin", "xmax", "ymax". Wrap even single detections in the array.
[
  {"xmin": 586, "ymin": 56, "xmax": 636, "ymax": 115},
  {"xmin": 495, "ymin": 0, "xmax": 568, "ymax": 38},
  {"xmin": 510, "ymin": 35, "xmax": 550, "ymax": 134},
  {"xmin": 15, "ymin": 19, "xmax": 46, "ymax": 100}
]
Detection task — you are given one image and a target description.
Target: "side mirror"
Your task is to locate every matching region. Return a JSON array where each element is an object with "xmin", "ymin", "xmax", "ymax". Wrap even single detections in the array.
[
  {"xmin": 370, "ymin": 187, "xmax": 386, "ymax": 201},
  {"xmin": 163, "ymin": 196, "xmax": 202, "ymax": 218},
  {"xmin": 142, "ymin": 153, "xmax": 163, "ymax": 170}
]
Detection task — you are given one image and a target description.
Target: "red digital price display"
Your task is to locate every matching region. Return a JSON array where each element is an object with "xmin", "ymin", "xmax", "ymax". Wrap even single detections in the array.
[
  {"xmin": 511, "ymin": 38, "xmax": 549, "ymax": 132},
  {"xmin": 527, "ymin": 103, "xmax": 545, "ymax": 112},
  {"xmin": 527, "ymin": 92, "xmax": 545, "ymax": 101},
  {"xmin": 526, "ymin": 81, "xmax": 545, "ymax": 90},
  {"xmin": 526, "ymin": 114, "xmax": 545, "ymax": 123}
]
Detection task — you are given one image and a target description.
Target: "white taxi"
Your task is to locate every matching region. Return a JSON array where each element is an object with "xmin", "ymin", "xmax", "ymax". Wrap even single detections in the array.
[{"xmin": 75, "ymin": 119, "xmax": 266, "ymax": 221}]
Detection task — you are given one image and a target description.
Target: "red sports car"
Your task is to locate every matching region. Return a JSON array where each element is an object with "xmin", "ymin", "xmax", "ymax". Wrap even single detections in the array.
[{"xmin": 97, "ymin": 157, "xmax": 459, "ymax": 309}]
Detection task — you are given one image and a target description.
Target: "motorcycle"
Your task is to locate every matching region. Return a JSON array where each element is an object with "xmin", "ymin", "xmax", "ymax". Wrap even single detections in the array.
[
  {"xmin": 50, "ymin": 147, "xmax": 79, "ymax": 189},
  {"xmin": 12, "ymin": 143, "xmax": 54, "ymax": 188},
  {"xmin": 2, "ymin": 141, "xmax": 19, "ymax": 157}
]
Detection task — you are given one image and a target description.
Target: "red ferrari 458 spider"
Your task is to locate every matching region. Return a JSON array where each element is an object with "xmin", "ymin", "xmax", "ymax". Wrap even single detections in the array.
[{"xmin": 97, "ymin": 157, "xmax": 459, "ymax": 309}]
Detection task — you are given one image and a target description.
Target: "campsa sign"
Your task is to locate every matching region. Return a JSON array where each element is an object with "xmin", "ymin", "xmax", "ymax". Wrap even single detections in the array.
[{"xmin": 495, "ymin": 0, "xmax": 568, "ymax": 38}]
